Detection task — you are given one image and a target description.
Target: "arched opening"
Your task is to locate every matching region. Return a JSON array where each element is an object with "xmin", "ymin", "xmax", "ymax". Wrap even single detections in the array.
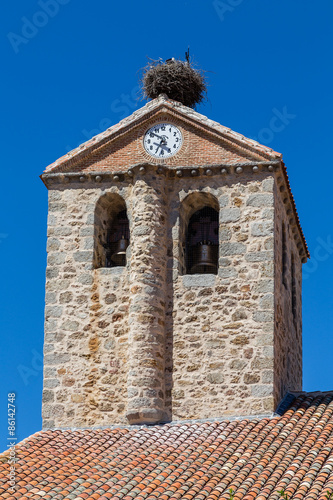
[
  {"xmin": 187, "ymin": 206, "xmax": 219, "ymax": 274},
  {"xmin": 94, "ymin": 194, "xmax": 129, "ymax": 269}
]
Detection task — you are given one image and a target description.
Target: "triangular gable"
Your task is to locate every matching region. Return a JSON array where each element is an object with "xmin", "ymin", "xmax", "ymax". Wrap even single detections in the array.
[{"xmin": 43, "ymin": 95, "xmax": 282, "ymax": 175}]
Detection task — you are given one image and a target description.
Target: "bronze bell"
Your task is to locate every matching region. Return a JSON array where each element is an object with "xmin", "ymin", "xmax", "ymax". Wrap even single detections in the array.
[
  {"xmin": 110, "ymin": 236, "xmax": 129, "ymax": 266},
  {"xmin": 190, "ymin": 242, "xmax": 218, "ymax": 274}
]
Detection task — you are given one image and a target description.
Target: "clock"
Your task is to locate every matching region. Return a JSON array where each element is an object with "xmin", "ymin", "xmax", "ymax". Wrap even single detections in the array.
[{"xmin": 143, "ymin": 123, "xmax": 182, "ymax": 159}]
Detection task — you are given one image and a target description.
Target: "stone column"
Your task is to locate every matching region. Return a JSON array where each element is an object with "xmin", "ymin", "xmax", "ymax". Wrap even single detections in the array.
[{"xmin": 126, "ymin": 174, "xmax": 167, "ymax": 424}]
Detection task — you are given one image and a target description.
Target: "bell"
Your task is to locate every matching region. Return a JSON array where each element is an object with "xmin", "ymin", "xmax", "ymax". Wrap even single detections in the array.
[
  {"xmin": 190, "ymin": 243, "xmax": 218, "ymax": 274},
  {"xmin": 110, "ymin": 237, "xmax": 129, "ymax": 266}
]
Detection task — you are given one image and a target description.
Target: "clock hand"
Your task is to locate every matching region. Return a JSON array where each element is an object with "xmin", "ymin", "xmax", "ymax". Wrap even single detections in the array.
[
  {"xmin": 153, "ymin": 142, "xmax": 171, "ymax": 152},
  {"xmin": 151, "ymin": 132, "xmax": 164, "ymax": 140}
]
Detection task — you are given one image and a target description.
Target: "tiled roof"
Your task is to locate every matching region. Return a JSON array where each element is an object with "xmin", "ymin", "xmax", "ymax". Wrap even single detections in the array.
[
  {"xmin": 43, "ymin": 94, "xmax": 281, "ymax": 174},
  {"xmin": 1, "ymin": 392, "xmax": 333, "ymax": 499}
]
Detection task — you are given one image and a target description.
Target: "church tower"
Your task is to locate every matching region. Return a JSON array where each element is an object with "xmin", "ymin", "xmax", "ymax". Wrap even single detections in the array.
[{"xmin": 40, "ymin": 94, "xmax": 308, "ymax": 428}]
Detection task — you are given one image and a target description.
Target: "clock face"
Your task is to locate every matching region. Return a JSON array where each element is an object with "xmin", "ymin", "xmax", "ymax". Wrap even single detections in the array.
[{"xmin": 143, "ymin": 123, "xmax": 182, "ymax": 159}]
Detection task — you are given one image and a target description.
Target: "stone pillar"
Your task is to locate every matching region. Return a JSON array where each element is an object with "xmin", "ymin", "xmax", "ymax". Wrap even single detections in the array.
[{"xmin": 126, "ymin": 174, "xmax": 167, "ymax": 424}]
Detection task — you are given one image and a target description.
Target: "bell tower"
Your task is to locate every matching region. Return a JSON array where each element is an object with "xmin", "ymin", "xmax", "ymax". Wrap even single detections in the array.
[{"xmin": 40, "ymin": 94, "xmax": 308, "ymax": 429}]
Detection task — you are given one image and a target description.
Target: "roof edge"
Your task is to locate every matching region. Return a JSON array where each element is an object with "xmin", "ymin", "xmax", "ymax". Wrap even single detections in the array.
[{"xmin": 43, "ymin": 95, "xmax": 282, "ymax": 175}]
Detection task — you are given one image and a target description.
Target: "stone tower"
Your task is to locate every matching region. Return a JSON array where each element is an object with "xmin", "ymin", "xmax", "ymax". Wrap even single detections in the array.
[{"xmin": 40, "ymin": 95, "xmax": 308, "ymax": 429}]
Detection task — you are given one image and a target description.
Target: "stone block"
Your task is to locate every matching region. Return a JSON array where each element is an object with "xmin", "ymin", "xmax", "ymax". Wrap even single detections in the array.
[
  {"xmin": 246, "ymin": 194, "xmax": 273, "ymax": 207},
  {"xmin": 251, "ymin": 357, "xmax": 273, "ymax": 370},
  {"xmin": 44, "ymin": 319, "xmax": 58, "ymax": 333},
  {"xmin": 232, "ymin": 309, "xmax": 247, "ymax": 321},
  {"xmin": 45, "ymin": 306, "xmax": 63, "ymax": 318},
  {"xmin": 219, "ymin": 258, "xmax": 231, "ymax": 267},
  {"xmin": 182, "ymin": 274, "xmax": 216, "ymax": 287},
  {"xmin": 244, "ymin": 373, "xmax": 260, "ymax": 384},
  {"xmin": 229, "ymin": 359, "xmax": 247, "ymax": 370},
  {"xmin": 45, "ymin": 292, "xmax": 57, "ymax": 304},
  {"xmin": 220, "ymin": 242, "xmax": 246, "ymax": 256},
  {"xmin": 220, "ymin": 208, "xmax": 240, "ymax": 223},
  {"xmin": 44, "ymin": 353, "xmax": 70, "ymax": 365},
  {"xmin": 73, "ymin": 251, "xmax": 94, "ymax": 263},
  {"xmin": 220, "ymin": 228, "xmax": 231, "ymax": 241},
  {"xmin": 251, "ymin": 221, "xmax": 273, "ymax": 237},
  {"xmin": 262, "ymin": 177, "xmax": 274, "ymax": 192},
  {"xmin": 78, "ymin": 274, "xmax": 94, "ymax": 285},
  {"xmin": 262, "ymin": 370, "xmax": 274, "ymax": 384},
  {"xmin": 59, "ymin": 291, "xmax": 73, "ymax": 304},
  {"xmin": 263, "ymin": 346, "xmax": 274, "ymax": 358},
  {"xmin": 43, "ymin": 378, "xmax": 60, "ymax": 388},
  {"xmin": 80, "ymin": 226, "xmax": 94, "ymax": 236},
  {"xmin": 44, "ymin": 343, "xmax": 54, "ymax": 353},
  {"xmin": 218, "ymin": 194, "xmax": 229, "ymax": 207},
  {"xmin": 49, "ymin": 191, "xmax": 62, "ymax": 201},
  {"xmin": 253, "ymin": 311, "xmax": 274, "ymax": 322},
  {"xmin": 47, "ymin": 214, "xmax": 57, "ymax": 226},
  {"xmin": 61, "ymin": 320, "xmax": 80, "ymax": 331},
  {"xmin": 44, "ymin": 367, "xmax": 57, "ymax": 378},
  {"xmin": 262, "ymin": 208, "xmax": 274, "ymax": 219},
  {"xmin": 133, "ymin": 226, "xmax": 151, "ymax": 236},
  {"xmin": 53, "ymin": 226, "xmax": 72, "ymax": 236},
  {"xmin": 251, "ymin": 385, "xmax": 272, "ymax": 397},
  {"xmin": 47, "ymin": 238, "xmax": 61, "ymax": 252},
  {"xmin": 218, "ymin": 268, "xmax": 237, "ymax": 278},
  {"xmin": 42, "ymin": 404, "xmax": 64, "ymax": 418},
  {"xmin": 42, "ymin": 390, "xmax": 54, "ymax": 403},
  {"xmin": 245, "ymin": 252, "xmax": 273, "ymax": 262},
  {"xmin": 47, "ymin": 252, "xmax": 66, "ymax": 266},
  {"xmin": 259, "ymin": 294, "xmax": 274, "ymax": 310},
  {"xmin": 255, "ymin": 279, "xmax": 274, "ymax": 293},
  {"xmin": 86, "ymin": 214, "xmax": 95, "ymax": 224},
  {"xmin": 230, "ymin": 335, "xmax": 249, "ymax": 346},
  {"xmin": 46, "ymin": 268, "xmax": 59, "ymax": 279},
  {"xmin": 48, "ymin": 202, "xmax": 67, "ymax": 212},
  {"xmin": 256, "ymin": 334, "xmax": 274, "ymax": 346},
  {"xmin": 71, "ymin": 394, "xmax": 85, "ymax": 403},
  {"xmin": 207, "ymin": 372, "xmax": 224, "ymax": 384},
  {"xmin": 84, "ymin": 237, "xmax": 95, "ymax": 250}
]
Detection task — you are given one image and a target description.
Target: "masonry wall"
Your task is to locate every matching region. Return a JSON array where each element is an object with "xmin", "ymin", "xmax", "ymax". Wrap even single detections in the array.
[
  {"xmin": 273, "ymin": 176, "xmax": 303, "ymax": 404},
  {"xmin": 42, "ymin": 167, "xmax": 304, "ymax": 428},
  {"xmin": 43, "ymin": 185, "xmax": 131, "ymax": 428},
  {"xmin": 165, "ymin": 171, "xmax": 277, "ymax": 419}
]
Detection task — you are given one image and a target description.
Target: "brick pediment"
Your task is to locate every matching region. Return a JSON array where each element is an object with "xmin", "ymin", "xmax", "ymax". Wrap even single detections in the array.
[{"xmin": 43, "ymin": 95, "xmax": 281, "ymax": 175}]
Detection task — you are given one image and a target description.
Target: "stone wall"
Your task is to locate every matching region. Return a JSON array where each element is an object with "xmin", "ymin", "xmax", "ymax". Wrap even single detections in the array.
[
  {"xmin": 165, "ymin": 171, "xmax": 277, "ymax": 419},
  {"xmin": 42, "ymin": 165, "xmax": 305, "ymax": 428},
  {"xmin": 273, "ymin": 175, "xmax": 303, "ymax": 403},
  {"xmin": 43, "ymin": 185, "xmax": 131, "ymax": 428}
]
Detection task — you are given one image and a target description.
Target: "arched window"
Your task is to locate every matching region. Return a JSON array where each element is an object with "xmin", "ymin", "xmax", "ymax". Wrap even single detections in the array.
[
  {"xmin": 106, "ymin": 209, "xmax": 130, "ymax": 267},
  {"xmin": 187, "ymin": 206, "xmax": 219, "ymax": 274},
  {"xmin": 94, "ymin": 194, "xmax": 129, "ymax": 269}
]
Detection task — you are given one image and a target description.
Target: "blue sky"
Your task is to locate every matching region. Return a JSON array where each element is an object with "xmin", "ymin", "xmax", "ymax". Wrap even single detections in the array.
[{"xmin": 1, "ymin": 0, "xmax": 333, "ymax": 451}]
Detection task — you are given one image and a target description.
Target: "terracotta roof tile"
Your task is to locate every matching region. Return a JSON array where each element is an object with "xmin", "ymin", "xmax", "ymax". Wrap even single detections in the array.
[{"xmin": 1, "ymin": 392, "xmax": 333, "ymax": 499}]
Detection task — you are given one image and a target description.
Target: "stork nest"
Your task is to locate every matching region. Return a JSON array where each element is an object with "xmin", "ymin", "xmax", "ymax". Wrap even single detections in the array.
[{"xmin": 140, "ymin": 58, "xmax": 207, "ymax": 108}]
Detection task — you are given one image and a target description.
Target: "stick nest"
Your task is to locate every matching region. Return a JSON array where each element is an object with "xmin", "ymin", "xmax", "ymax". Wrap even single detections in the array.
[{"xmin": 141, "ymin": 58, "xmax": 207, "ymax": 108}]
